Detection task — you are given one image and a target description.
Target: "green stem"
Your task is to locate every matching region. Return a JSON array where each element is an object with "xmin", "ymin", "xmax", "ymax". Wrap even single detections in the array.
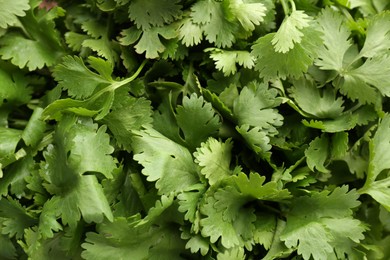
[
  {"xmin": 280, "ymin": 0, "xmax": 290, "ymax": 16},
  {"xmin": 89, "ymin": 59, "xmax": 148, "ymax": 102}
]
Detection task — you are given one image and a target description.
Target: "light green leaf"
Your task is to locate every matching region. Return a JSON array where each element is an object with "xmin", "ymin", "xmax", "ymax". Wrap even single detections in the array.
[
  {"xmin": 229, "ymin": 0, "xmax": 266, "ymax": 31},
  {"xmin": 128, "ymin": 0, "xmax": 182, "ymax": 30},
  {"xmin": 207, "ymin": 48, "xmax": 255, "ymax": 76},
  {"xmin": 359, "ymin": 12, "xmax": 390, "ymax": 58},
  {"xmin": 134, "ymin": 25, "xmax": 178, "ymax": 59},
  {"xmin": 102, "ymin": 94, "xmax": 153, "ymax": 151},
  {"xmin": 305, "ymin": 134, "xmax": 330, "ymax": 173},
  {"xmin": 132, "ymin": 127, "xmax": 199, "ymax": 195},
  {"xmin": 0, "ymin": 0, "xmax": 30, "ymax": 29},
  {"xmin": 281, "ymin": 186, "xmax": 366, "ymax": 260},
  {"xmin": 176, "ymin": 94, "xmax": 221, "ymax": 150},
  {"xmin": 233, "ymin": 81, "xmax": 283, "ymax": 133},
  {"xmin": 179, "ymin": 18, "xmax": 203, "ymax": 47},
  {"xmin": 272, "ymin": 10, "xmax": 312, "ymax": 53},
  {"xmin": 315, "ymin": 8, "xmax": 352, "ymax": 71},
  {"xmin": 252, "ymin": 26, "xmax": 322, "ymax": 79},
  {"xmin": 289, "ymin": 78, "xmax": 344, "ymax": 119},
  {"xmin": 194, "ymin": 138, "xmax": 233, "ymax": 185}
]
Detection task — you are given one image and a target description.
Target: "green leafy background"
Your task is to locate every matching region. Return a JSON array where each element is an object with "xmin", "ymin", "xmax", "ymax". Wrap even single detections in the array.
[{"xmin": 1, "ymin": 0, "xmax": 390, "ymax": 259}]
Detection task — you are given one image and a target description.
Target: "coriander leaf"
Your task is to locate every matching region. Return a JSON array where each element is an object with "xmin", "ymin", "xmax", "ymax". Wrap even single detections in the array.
[
  {"xmin": 0, "ymin": 68, "xmax": 31, "ymax": 107},
  {"xmin": 177, "ymin": 184, "xmax": 206, "ymax": 224},
  {"xmin": 233, "ymin": 81, "xmax": 283, "ymax": 134},
  {"xmin": 252, "ymin": 25, "xmax": 322, "ymax": 79},
  {"xmin": 252, "ymin": 213, "xmax": 276, "ymax": 250},
  {"xmin": 361, "ymin": 114, "xmax": 390, "ymax": 210},
  {"xmin": 280, "ymin": 186, "xmax": 366, "ymax": 260},
  {"xmin": 289, "ymin": 78, "xmax": 344, "ymax": 119},
  {"xmin": 128, "ymin": 0, "xmax": 182, "ymax": 30},
  {"xmin": 200, "ymin": 194, "xmax": 256, "ymax": 249},
  {"xmin": 217, "ymin": 247, "xmax": 245, "ymax": 260},
  {"xmin": 335, "ymin": 73, "xmax": 379, "ymax": 104},
  {"xmin": 302, "ymin": 106, "xmax": 377, "ymax": 132},
  {"xmin": 101, "ymin": 93, "xmax": 153, "ymax": 151},
  {"xmin": 176, "ymin": 94, "xmax": 221, "ymax": 150},
  {"xmin": 231, "ymin": 172, "xmax": 291, "ymax": 201},
  {"xmin": 191, "ymin": 0, "xmax": 237, "ymax": 48},
  {"xmin": 179, "ymin": 18, "xmax": 203, "ymax": 47},
  {"xmin": 40, "ymin": 116, "xmax": 115, "ymax": 226},
  {"xmin": 228, "ymin": 0, "xmax": 266, "ymax": 31},
  {"xmin": 65, "ymin": 32, "xmax": 89, "ymax": 52},
  {"xmin": 359, "ymin": 12, "xmax": 390, "ymax": 58},
  {"xmin": 44, "ymin": 175, "xmax": 114, "ymax": 228},
  {"xmin": 194, "ymin": 138, "xmax": 234, "ymax": 185},
  {"xmin": 0, "ymin": 7, "xmax": 64, "ymax": 71},
  {"xmin": 21, "ymin": 108, "xmax": 46, "ymax": 148},
  {"xmin": 182, "ymin": 233, "xmax": 210, "ymax": 256},
  {"xmin": 82, "ymin": 39, "xmax": 119, "ymax": 64},
  {"xmin": 0, "ymin": 234, "xmax": 16, "ymax": 259},
  {"xmin": 0, "ymin": 155, "xmax": 34, "ymax": 198},
  {"xmin": 206, "ymin": 48, "xmax": 255, "ymax": 76},
  {"xmin": 272, "ymin": 10, "xmax": 312, "ymax": 53},
  {"xmin": 347, "ymin": 55, "xmax": 390, "ymax": 98},
  {"xmin": 82, "ymin": 216, "xmax": 185, "ymax": 260},
  {"xmin": 53, "ymin": 56, "xmax": 112, "ymax": 99},
  {"xmin": 305, "ymin": 134, "xmax": 330, "ymax": 173},
  {"xmin": 38, "ymin": 198, "xmax": 62, "ymax": 239},
  {"xmin": 66, "ymin": 121, "xmax": 117, "ymax": 178},
  {"xmin": 0, "ymin": 128, "xmax": 22, "ymax": 164},
  {"xmin": 236, "ymin": 125, "xmax": 272, "ymax": 156},
  {"xmin": 134, "ymin": 25, "xmax": 178, "ymax": 59},
  {"xmin": 0, "ymin": 197, "xmax": 37, "ymax": 239},
  {"xmin": 0, "ymin": 0, "xmax": 30, "ymax": 29},
  {"xmin": 315, "ymin": 8, "xmax": 352, "ymax": 71},
  {"xmin": 132, "ymin": 127, "xmax": 199, "ymax": 195}
]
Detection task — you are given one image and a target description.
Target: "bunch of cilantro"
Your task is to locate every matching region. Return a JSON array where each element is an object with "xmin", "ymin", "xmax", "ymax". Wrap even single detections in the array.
[{"xmin": 1, "ymin": 0, "xmax": 390, "ymax": 259}]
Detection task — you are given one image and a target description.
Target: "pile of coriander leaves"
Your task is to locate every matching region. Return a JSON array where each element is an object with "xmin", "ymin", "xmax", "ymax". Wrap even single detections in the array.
[{"xmin": 1, "ymin": 0, "xmax": 390, "ymax": 259}]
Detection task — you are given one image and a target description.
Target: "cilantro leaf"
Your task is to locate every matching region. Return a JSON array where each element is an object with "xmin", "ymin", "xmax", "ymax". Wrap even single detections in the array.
[
  {"xmin": 229, "ymin": 0, "xmax": 266, "ymax": 31},
  {"xmin": 289, "ymin": 78, "xmax": 344, "ymax": 119},
  {"xmin": 200, "ymin": 193, "xmax": 256, "ymax": 249},
  {"xmin": 230, "ymin": 172, "xmax": 291, "ymax": 201},
  {"xmin": 234, "ymin": 81, "xmax": 282, "ymax": 133},
  {"xmin": 194, "ymin": 138, "xmax": 234, "ymax": 186},
  {"xmin": 0, "ymin": 197, "xmax": 37, "ymax": 239},
  {"xmin": 346, "ymin": 55, "xmax": 390, "ymax": 98},
  {"xmin": 53, "ymin": 56, "xmax": 112, "ymax": 99},
  {"xmin": 252, "ymin": 26, "xmax": 322, "ymax": 80},
  {"xmin": 40, "ymin": 116, "xmax": 115, "ymax": 226},
  {"xmin": 0, "ymin": 68, "xmax": 31, "ymax": 108},
  {"xmin": 305, "ymin": 134, "xmax": 330, "ymax": 173},
  {"xmin": 280, "ymin": 186, "xmax": 366, "ymax": 260},
  {"xmin": 132, "ymin": 25, "xmax": 178, "ymax": 59},
  {"xmin": 0, "ymin": 0, "xmax": 30, "ymax": 29},
  {"xmin": 315, "ymin": 8, "xmax": 352, "ymax": 71},
  {"xmin": 128, "ymin": 0, "xmax": 182, "ymax": 30},
  {"xmin": 206, "ymin": 48, "xmax": 255, "ymax": 76},
  {"xmin": 0, "ymin": 234, "xmax": 16, "ymax": 259},
  {"xmin": 191, "ymin": 0, "xmax": 237, "ymax": 48},
  {"xmin": 132, "ymin": 127, "xmax": 199, "ymax": 195},
  {"xmin": 101, "ymin": 93, "xmax": 153, "ymax": 151},
  {"xmin": 272, "ymin": 10, "xmax": 312, "ymax": 53},
  {"xmin": 361, "ymin": 114, "xmax": 390, "ymax": 210},
  {"xmin": 359, "ymin": 12, "xmax": 390, "ymax": 58},
  {"xmin": 176, "ymin": 94, "xmax": 221, "ymax": 150},
  {"xmin": 179, "ymin": 18, "xmax": 203, "ymax": 47},
  {"xmin": 0, "ymin": 10, "xmax": 64, "ymax": 70}
]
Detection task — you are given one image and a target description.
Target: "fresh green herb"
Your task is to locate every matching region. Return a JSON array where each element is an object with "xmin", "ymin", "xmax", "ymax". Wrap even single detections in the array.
[{"xmin": 1, "ymin": 0, "xmax": 390, "ymax": 259}]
